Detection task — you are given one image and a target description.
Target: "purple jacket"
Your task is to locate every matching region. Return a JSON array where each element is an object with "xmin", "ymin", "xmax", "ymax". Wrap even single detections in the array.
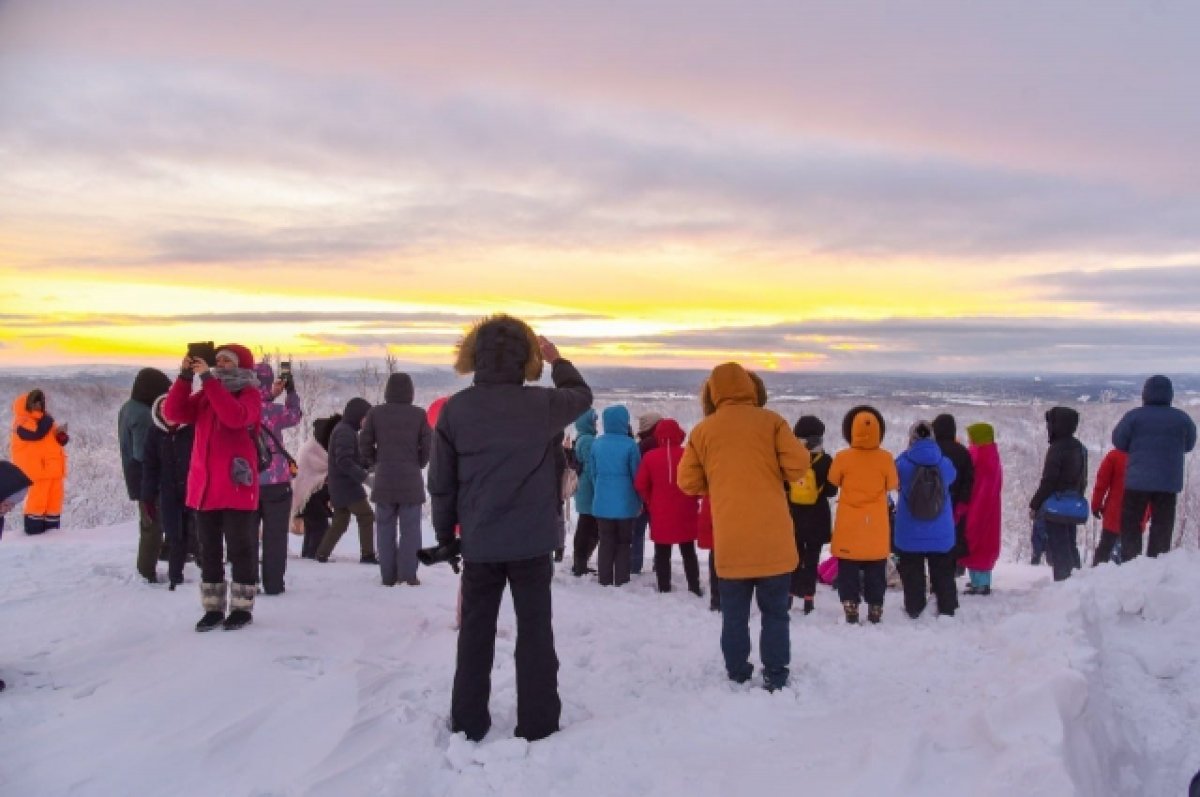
[{"xmin": 255, "ymin": 364, "xmax": 303, "ymax": 487}]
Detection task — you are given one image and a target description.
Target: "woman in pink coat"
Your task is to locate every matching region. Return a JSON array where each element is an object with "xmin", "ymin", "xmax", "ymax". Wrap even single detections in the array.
[
  {"xmin": 164, "ymin": 344, "xmax": 264, "ymax": 631},
  {"xmin": 960, "ymin": 423, "xmax": 1002, "ymax": 595},
  {"xmin": 634, "ymin": 418, "xmax": 701, "ymax": 596}
]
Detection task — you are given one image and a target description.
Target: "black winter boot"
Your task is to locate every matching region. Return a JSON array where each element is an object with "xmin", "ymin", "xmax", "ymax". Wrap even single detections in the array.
[
  {"xmin": 223, "ymin": 610, "xmax": 253, "ymax": 630},
  {"xmin": 196, "ymin": 611, "xmax": 224, "ymax": 632},
  {"xmin": 197, "ymin": 581, "xmax": 228, "ymax": 631},
  {"xmin": 803, "ymin": 598, "xmax": 815, "ymax": 615},
  {"xmin": 867, "ymin": 604, "xmax": 883, "ymax": 624},
  {"xmin": 223, "ymin": 583, "xmax": 255, "ymax": 630},
  {"xmin": 842, "ymin": 601, "xmax": 860, "ymax": 624}
]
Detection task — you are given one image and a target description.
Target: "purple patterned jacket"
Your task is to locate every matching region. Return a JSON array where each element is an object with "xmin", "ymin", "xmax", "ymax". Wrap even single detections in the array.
[{"xmin": 255, "ymin": 363, "xmax": 303, "ymax": 487}]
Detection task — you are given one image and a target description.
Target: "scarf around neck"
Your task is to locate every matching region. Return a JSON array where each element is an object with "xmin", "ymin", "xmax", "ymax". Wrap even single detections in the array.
[{"xmin": 212, "ymin": 367, "xmax": 259, "ymax": 394}]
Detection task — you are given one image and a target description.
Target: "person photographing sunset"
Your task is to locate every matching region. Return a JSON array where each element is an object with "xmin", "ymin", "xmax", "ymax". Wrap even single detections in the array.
[{"xmin": 163, "ymin": 344, "xmax": 263, "ymax": 631}]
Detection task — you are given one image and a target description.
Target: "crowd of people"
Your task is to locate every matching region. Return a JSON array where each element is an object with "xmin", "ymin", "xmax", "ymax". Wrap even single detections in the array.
[{"xmin": 1, "ymin": 315, "xmax": 1196, "ymax": 726}]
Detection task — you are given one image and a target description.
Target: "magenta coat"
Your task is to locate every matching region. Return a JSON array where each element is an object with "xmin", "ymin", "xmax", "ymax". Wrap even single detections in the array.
[
  {"xmin": 960, "ymin": 441, "xmax": 1002, "ymax": 571},
  {"xmin": 163, "ymin": 375, "xmax": 263, "ymax": 512},
  {"xmin": 634, "ymin": 419, "xmax": 699, "ymax": 545}
]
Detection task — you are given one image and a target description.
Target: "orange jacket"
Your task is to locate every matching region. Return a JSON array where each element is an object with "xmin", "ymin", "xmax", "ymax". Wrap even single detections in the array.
[
  {"xmin": 10, "ymin": 393, "xmax": 68, "ymax": 482},
  {"xmin": 828, "ymin": 408, "xmax": 897, "ymax": 561},
  {"xmin": 678, "ymin": 363, "xmax": 809, "ymax": 579}
]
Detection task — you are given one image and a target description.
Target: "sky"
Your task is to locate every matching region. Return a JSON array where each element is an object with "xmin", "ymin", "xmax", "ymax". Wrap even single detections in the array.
[{"xmin": 2, "ymin": 0, "xmax": 1199, "ymax": 373}]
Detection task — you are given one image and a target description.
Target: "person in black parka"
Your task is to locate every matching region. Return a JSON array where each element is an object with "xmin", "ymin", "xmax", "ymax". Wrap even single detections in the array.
[
  {"xmin": 360, "ymin": 373, "xmax": 431, "ymax": 586},
  {"xmin": 932, "ymin": 414, "xmax": 974, "ymax": 567},
  {"xmin": 118, "ymin": 367, "xmax": 173, "ymax": 581},
  {"xmin": 427, "ymin": 314, "xmax": 592, "ymax": 744},
  {"xmin": 317, "ymin": 398, "xmax": 377, "ymax": 563},
  {"xmin": 787, "ymin": 415, "xmax": 838, "ymax": 614},
  {"xmin": 1029, "ymin": 407, "xmax": 1087, "ymax": 582},
  {"xmin": 1112, "ymin": 375, "xmax": 1197, "ymax": 559},
  {"xmin": 141, "ymin": 395, "xmax": 196, "ymax": 589}
]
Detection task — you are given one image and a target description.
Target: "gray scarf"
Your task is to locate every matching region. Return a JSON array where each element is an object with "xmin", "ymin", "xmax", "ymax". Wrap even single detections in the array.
[{"xmin": 212, "ymin": 367, "xmax": 259, "ymax": 394}]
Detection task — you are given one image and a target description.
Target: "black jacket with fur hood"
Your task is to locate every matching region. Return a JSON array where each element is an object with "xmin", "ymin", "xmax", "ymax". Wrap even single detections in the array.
[{"xmin": 427, "ymin": 315, "xmax": 593, "ymax": 563}]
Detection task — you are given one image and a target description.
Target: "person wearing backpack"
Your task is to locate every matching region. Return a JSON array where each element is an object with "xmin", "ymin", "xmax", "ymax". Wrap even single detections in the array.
[
  {"xmin": 828, "ymin": 406, "xmax": 898, "ymax": 625},
  {"xmin": 163, "ymin": 344, "xmax": 264, "ymax": 631},
  {"xmin": 893, "ymin": 421, "xmax": 959, "ymax": 618},
  {"xmin": 588, "ymin": 405, "xmax": 642, "ymax": 587},
  {"xmin": 317, "ymin": 398, "xmax": 378, "ymax": 564},
  {"xmin": 253, "ymin": 362, "xmax": 302, "ymax": 595},
  {"xmin": 787, "ymin": 415, "xmax": 838, "ymax": 615},
  {"xmin": 570, "ymin": 409, "xmax": 600, "ymax": 577},
  {"xmin": 961, "ymin": 423, "xmax": 1002, "ymax": 594},
  {"xmin": 1029, "ymin": 407, "xmax": 1087, "ymax": 582}
]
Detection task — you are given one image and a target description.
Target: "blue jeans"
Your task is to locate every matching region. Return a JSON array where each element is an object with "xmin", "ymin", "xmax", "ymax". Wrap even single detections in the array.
[
  {"xmin": 631, "ymin": 511, "xmax": 649, "ymax": 573},
  {"xmin": 718, "ymin": 573, "xmax": 791, "ymax": 689}
]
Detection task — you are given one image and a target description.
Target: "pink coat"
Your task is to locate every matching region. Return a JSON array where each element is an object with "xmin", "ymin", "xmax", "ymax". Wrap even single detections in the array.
[
  {"xmin": 960, "ymin": 442, "xmax": 1002, "ymax": 571},
  {"xmin": 163, "ymin": 375, "xmax": 263, "ymax": 511},
  {"xmin": 634, "ymin": 419, "xmax": 699, "ymax": 545}
]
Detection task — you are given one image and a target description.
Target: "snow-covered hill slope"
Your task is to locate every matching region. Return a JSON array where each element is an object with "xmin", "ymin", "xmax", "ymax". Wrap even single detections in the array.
[{"xmin": 1, "ymin": 525, "xmax": 1197, "ymax": 797}]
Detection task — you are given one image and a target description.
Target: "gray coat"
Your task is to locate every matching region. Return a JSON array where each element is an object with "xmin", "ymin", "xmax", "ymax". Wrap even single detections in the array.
[
  {"xmin": 1113, "ymin": 376, "xmax": 1197, "ymax": 493},
  {"xmin": 360, "ymin": 374, "xmax": 431, "ymax": 506},
  {"xmin": 327, "ymin": 398, "xmax": 372, "ymax": 509}
]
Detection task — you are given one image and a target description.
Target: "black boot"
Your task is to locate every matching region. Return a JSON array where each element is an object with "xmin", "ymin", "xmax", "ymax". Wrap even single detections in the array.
[
  {"xmin": 360, "ymin": 554, "xmax": 379, "ymax": 565},
  {"xmin": 195, "ymin": 611, "xmax": 224, "ymax": 632},
  {"xmin": 867, "ymin": 604, "xmax": 883, "ymax": 624},
  {"xmin": 223, "ymin": 610, "xmax": 253, "ymax": 630},
  {"xmin": 803, "ymin": 598, "xmax": 815, "ymax": 615},
  {"xmin": 223, "ymin": 583, "xmax": 255, "ymax": 630},
  {"xmin": 842, "ymin": 601, "xmax": 860, "ymax": 624}
]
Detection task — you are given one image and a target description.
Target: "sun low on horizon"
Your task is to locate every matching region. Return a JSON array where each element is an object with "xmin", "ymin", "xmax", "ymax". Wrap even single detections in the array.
[{"xmin": 3, "ymin": 2, "xmax": 1200, "ymax": 374}]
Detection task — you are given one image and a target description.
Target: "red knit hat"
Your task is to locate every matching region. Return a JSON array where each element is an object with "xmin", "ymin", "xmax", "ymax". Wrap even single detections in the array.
[{"xmin": 215, "ymin": 343, "xmax": 255, "ymax": 370}]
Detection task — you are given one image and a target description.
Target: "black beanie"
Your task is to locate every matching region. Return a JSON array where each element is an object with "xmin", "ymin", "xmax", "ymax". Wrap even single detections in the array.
[
  {"xmin": 131, "ymin": 368, "xmax": 172, "ymax": 406},
  {"xmin": 793, "ymin": 415, "xmax": 825, "ymax": 439}
]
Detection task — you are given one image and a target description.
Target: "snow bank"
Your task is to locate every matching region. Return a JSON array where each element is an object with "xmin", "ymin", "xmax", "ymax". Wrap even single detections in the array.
[{"xmin": 1, "ymin": 526, "xmax": 1198, "ymax": 796}]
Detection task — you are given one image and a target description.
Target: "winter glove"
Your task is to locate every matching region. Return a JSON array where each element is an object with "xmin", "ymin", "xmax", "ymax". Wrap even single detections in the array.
[
  {"xmin": 1092, "ymin": 508, "xmax": 1104, "ymax": 521},
  {"xmin": 55, "ymin": 430, "xmax": 70, "ymax": 446},
  {"xmin": 418, "ymin": 536, "xmax": 462, "ymax": 573}
]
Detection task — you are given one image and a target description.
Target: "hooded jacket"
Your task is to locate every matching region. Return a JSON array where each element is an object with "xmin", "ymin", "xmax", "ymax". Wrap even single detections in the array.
[
  {"xmin": 572, "ymin": 409, "xmax": 599, "ymax": 516},
  {"xmin": 140, "ymin": 395, "xmax": 194, "ymax": 526},
  {"xmin": 118, "ymin": 368, "xmax": 172, "ymax": 500},
  {"xmin": 634, "ymin": 418, "xmax": 698, "ymax": 544},
  {"xmin": 359, "ymin": 373, "xmax": 431, "ymax": 506},
  {"xmin": 893, "ymin": 437, "xmax": 957, "ymax": 553},
  {"xmin": 10, "ymin": 392, "xmax": 68, "ymax": 484},
  {"xmin": 1112, "ymin": 376, "xmax": 1197, "ymax": 493},
  {"xmin": 162, "ymin": 346, "xmax": 263, "ymax": 512},
  {"xmin": 828, "ymin": 406, "xmax": 898, "ymax": 562},
  {"xmin": 427, "ymin": 314, "xmax": 593, "ymax": 563},
  {"xmin": 932, "ymin": 414, "xmax": 974, "ymax": 509},
  {"xmin": 328, "ymin": 397, "xmax": 372, "ymax": 509},
  {"xmin": 961, "ymin": 423, "xmax": 1003, "ymax": 571},
  {"xmin": 677, "ymin": 362, "xmax": 810, "ymax": 579},
  {"xmin": 290, "ymin": 416, "xmax": 337, "ymax": 521},
  {"xmin": 588, "ymin": 405, "xmax": 642, "ymax": 520},
  {"xmin": 254, "ymin": 363, "xmax": 303, "ymax": 487},
  {"xmin": 1030, "ymin": 407, "xmax": 1087, "ymax": 512}
]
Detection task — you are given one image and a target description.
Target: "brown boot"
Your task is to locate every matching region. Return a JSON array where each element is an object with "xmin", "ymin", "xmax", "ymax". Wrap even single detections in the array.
[{"xmin": 842, "ymin": 601, "xmax": 860, "ymax": 625}]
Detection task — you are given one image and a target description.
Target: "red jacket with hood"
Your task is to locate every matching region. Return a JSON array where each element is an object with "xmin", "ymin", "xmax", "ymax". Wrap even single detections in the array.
[
  {"xmin": 634, "ymin": 418, "xmax": 699, "ymax": 545},
  {"xmin": 162, "ymin": 344, "xmax": 263, "ymax": 512}
]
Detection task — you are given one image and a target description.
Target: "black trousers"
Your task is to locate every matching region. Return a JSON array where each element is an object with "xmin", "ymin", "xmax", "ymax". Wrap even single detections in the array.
[
  {"xmin": 196, "ymin": 509, "xmax": 258, "ymax": 586},
  {"xmin": 837, "ymin": 559, "xmax": 887, "ymax": 606},
  {"xmin": 653, "ymin": 542, "xmax": 700, "ymax": 592},
  {"xmin": 596, "ymin": 518, "xmax": 634, "ymax": 586},
  {"xmin": 708, "ymin": 552, "xmax": 720, "ymax": 608},
  {"xmin": 572, "ymin": 513, "xmax": 599, "ymax": 574},
  {"xmin": 1121, "ymin": 489, "xmax": 1177, "ymax": 560},
  {"xmin": 452, "ymin": 555, "xmax": 560, "ymax": 743},
  {"xmin": 791, "ymin": 538, "xmax": 825, "ymax": 598},
  {"xmin": 896, "ymin": 551, "xmax": 958, "ymax": 616},
  {"xmin": 258, "ymin": 483, "xmax": 292, "ymax": 594},
  {"xmin": 1045, "ymin": 519, "xmax": 1078, "ymax": 582},
  {"xmin": 1093, "ymin": 532, "xmax": 1119, "ymax": 566},
  {"xmin": 161, "ymin": 505, "xmax": 195, "ymax": 586}
]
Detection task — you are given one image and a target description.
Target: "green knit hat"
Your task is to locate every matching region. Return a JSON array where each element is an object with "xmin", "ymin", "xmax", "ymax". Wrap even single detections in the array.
[{"xmin": 966, "ymin": 422, "xmax": 995, "ymax": 445}]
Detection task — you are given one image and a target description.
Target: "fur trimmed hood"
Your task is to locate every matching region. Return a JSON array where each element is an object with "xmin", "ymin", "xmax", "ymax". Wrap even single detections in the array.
[
  {"xmin": 700, "ymin": 365, "xmax": 767, "ymax": 416},
  {"xmin": 454, "ymin": 314, "xmax": 543, "ymax": 385}
]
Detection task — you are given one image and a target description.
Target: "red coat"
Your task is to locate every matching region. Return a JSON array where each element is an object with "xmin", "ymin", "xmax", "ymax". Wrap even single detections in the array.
[
  {"xmin": 1091, "ymin": 449, "xmax": 1147, "ymax": 534},
  {"xmin": 634, "ymin": 419, "xmax": 699, "ymax": 545},
  {"xmin": 697, "ymin": 496, "xmax": 713, "ymax": 550},
  {"xmin": 960, "ymin": 441, "xmax": 1002, "ymax": 571},
  {"xmin": 163, "ymin": 375, "xmax": 263, "ymax": 511}
]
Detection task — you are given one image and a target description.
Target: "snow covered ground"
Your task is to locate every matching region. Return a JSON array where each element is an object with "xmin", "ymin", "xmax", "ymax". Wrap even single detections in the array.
[{"xmin": 2, "ymin": 523, "xmax": 1198, "ymax": 797}]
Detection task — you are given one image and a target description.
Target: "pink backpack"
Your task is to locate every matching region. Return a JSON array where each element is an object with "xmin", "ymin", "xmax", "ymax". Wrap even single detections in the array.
[{"xmin": 817, "ymin": 557, "xmax": 838, "ymax": 586}]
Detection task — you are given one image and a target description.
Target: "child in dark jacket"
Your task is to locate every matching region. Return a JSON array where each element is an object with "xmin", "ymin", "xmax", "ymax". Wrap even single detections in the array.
[
  {"xmin": 1029, "ymin": 406, "xmax": 1087, "ymax": 582},
  {"xmin": 787, "ymin": 416, "xmax": 838, "ymax": 615},
  {"xmin": 142, "ymin": 395, "xmax": 196, "ymax": 589}
]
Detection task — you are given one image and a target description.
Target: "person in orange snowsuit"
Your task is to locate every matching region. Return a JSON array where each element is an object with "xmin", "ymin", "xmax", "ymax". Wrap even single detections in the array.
[{"xmin": 10, "ymin": 390, "xmax": 69, "ymax": 535}]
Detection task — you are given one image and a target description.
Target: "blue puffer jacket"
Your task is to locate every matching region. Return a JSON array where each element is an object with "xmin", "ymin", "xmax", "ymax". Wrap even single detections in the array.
[
  {"xmin": 894, "ymin": 438, "xmax": 957, "ymax": 553},
  {"xmin": 573, "ymin": 409, "xmax": 598, "ymax": 516},
  {"xmin": 1113, "ymin": 376, "xmax": 1197, "ymax": 493},
  {"xmin": 588, "ymin": 405, "xmax": 642, "ymax": 520}
]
